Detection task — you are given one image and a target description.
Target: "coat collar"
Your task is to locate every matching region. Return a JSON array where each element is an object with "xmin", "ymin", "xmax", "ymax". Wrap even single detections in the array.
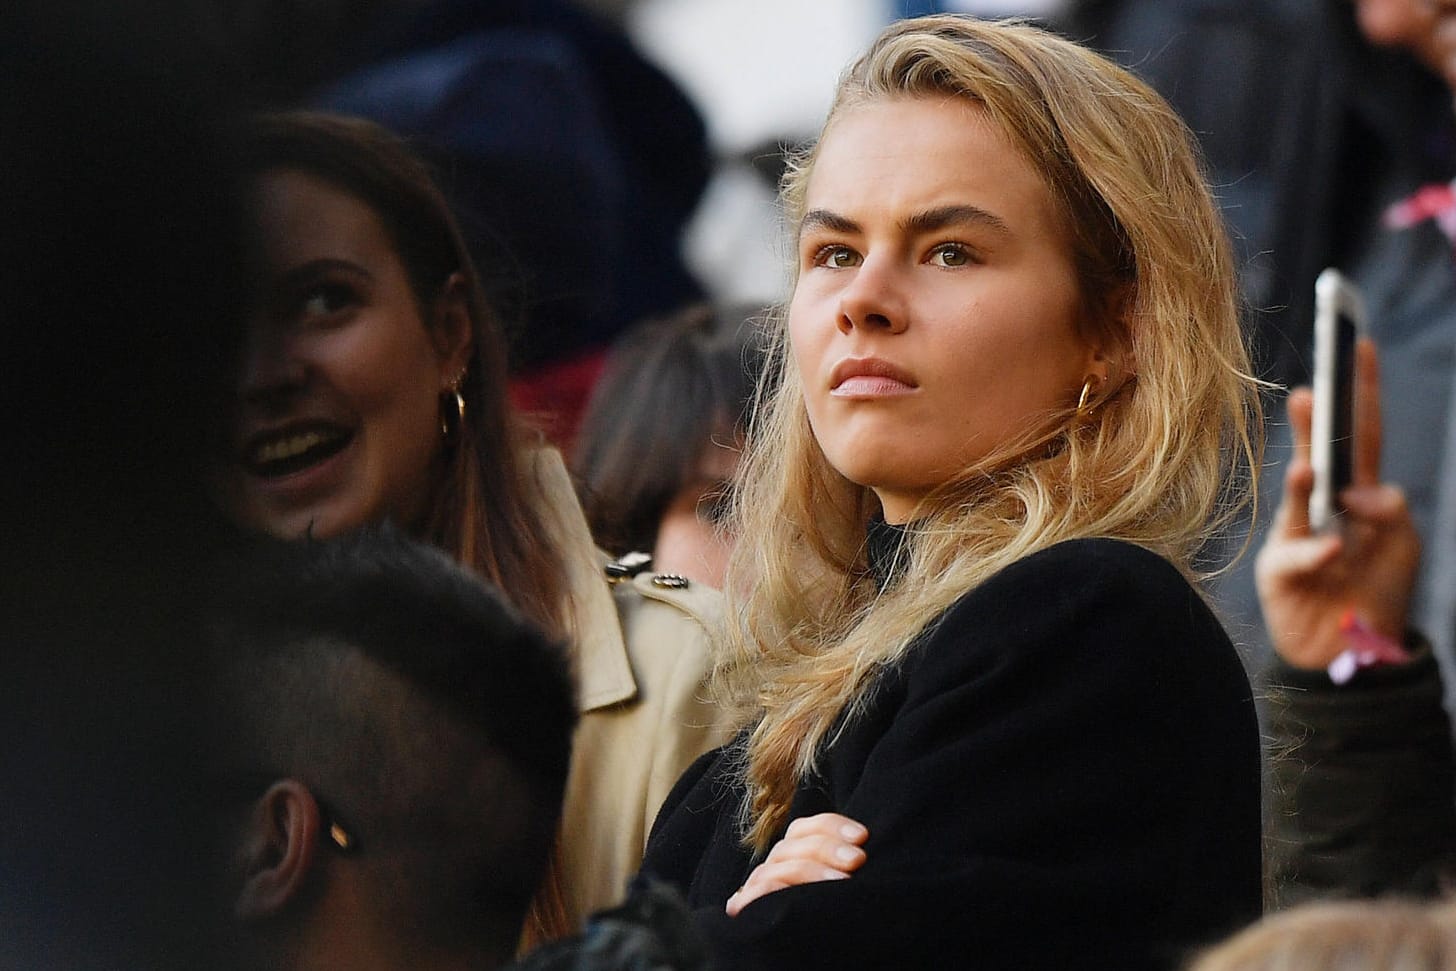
[{"xmin": 528, "ymin": 447, "xmax": 637, "ymax": 712}]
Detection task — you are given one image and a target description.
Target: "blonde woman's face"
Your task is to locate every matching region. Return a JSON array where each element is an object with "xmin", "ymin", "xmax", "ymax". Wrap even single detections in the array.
[{"xmin": 788, "ymin": 96, "xmax": 1098, "ymax": 523}]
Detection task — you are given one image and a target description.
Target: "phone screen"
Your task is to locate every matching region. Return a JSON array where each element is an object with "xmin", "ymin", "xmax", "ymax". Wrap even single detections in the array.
[{"xmin": 1330, "ymin": 313, "xmax": 1357, "ymax": 493}]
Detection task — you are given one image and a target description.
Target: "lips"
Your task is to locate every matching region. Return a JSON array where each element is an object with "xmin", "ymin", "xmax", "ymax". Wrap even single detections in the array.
[
  {"xmin": 829, "ymin": 357, "xmax": 918, "ymax": 396},
  {"xmin": 242, "ymin": 423, "xmax": 354, "ymax": 478}
]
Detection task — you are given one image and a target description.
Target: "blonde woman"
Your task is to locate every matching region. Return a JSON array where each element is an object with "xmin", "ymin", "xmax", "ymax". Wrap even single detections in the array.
[{"xmin": 640, "ymin": 15, "xmax": 1263, "ymax": 969}]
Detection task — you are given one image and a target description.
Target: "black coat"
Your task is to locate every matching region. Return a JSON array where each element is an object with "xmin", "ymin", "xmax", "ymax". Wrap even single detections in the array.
[{"xmin": 642, "ymin": 539, "xmax": 1262, "ymax": 970}]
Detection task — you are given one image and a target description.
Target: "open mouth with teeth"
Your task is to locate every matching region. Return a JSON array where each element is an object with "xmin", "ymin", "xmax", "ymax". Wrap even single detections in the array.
[{"xmin": 244, "ymin": 425, "xmax": 354, "ymax": 478}]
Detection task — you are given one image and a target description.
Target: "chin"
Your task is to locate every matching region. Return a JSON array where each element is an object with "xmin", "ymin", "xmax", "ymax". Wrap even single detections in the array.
[{"xmin": 252, "ymin": 502, "xmax": 353, "ymax": 541}]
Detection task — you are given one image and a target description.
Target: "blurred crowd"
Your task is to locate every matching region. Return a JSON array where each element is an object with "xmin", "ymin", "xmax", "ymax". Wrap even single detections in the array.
[{"xmin": 10, "ymin": 0, "xmax": 1456, "ymax": 969}]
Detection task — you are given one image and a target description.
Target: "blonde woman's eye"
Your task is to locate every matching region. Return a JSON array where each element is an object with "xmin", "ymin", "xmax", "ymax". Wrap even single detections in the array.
[
  {"xmin": 814, "ymin": 245, "xmax": 861, "ymax": 269},
  {"xmin": 928, "ymin": 244, "xmax": 972, "ymax": 267}
]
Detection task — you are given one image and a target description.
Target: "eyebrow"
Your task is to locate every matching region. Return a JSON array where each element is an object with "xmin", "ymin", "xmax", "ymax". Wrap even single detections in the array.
[
  {"xmin": 903, "ymin": 204, "xmax": 1011, "ymax": 238},
  {"xmin": 799, "ymin": 204, "xmax": 1012, "ymax": 239},
  {"xmin": 799, "ymin": 208, "xmax": 860, "ymax": 236},
  {"xmin": 274, "ymin": 258, "xmax": 373, "ymax": 289}
]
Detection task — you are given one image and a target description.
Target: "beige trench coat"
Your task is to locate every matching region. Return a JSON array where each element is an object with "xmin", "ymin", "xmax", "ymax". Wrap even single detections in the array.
[{"xmin": 532, "ymin": 449, "xmax": 731, "ymax": 928}]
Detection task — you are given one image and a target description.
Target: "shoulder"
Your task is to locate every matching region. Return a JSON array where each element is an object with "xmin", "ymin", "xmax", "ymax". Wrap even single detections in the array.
[
  {"xmin": 607, "ymin": 555, "xmax": 724, "ymax": 673},
  {"xmin": 613, "ymin": 566, "xmax": 725, "ymax": 639},
  {"xmin": 973, "ymin": 537, "xmax": 1192, "ymax": 600},
  {"xmin": 949, "ymin": 538, "xmax": 1207, "ymax": 627},
  {"xmin": 909, "ymin": 538, "xmax": 1238, "ymax": 699},
  {"xmin": 602, "ymin": 555, "xmax": 726, "ymax": 743}
]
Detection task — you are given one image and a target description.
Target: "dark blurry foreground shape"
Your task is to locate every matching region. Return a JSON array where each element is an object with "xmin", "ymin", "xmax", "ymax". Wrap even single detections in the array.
[
  {"xmin": 510, "ymin": 879, "xmax": 713, "ymax": 971},
  {"xmin": 0, "ymin": 1, "xmax": 341, "ymax": 966}
]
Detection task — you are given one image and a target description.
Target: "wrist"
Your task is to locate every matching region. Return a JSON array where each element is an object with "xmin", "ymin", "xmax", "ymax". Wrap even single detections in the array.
[{"xmin": 1326, "ymin": 611, "xmax": 1414, "ymax": 684}]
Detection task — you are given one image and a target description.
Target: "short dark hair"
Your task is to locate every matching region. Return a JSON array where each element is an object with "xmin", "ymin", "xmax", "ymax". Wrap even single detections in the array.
[
  {"xmin": 206, "ymin": 527, "xmax": 576, "ymax": 961},
  {"xmin": 572, "ymin": 303, "xmax": 765, "ymax": 556}
]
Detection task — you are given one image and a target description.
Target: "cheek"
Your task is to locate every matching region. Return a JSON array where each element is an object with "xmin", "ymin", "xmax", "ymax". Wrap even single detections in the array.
[
  {"xmin": 343, "ymin": 317, "xmax": 444, "ymax": 417},
  {"xmin": 786, "ymin": 309, "xmax": 828, "ymax": 416}
]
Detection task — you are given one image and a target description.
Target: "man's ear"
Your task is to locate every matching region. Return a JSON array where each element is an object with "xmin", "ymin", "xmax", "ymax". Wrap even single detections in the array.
[
  {"xmin": 431, "ymin": 272, "xmax": 474, "ymax": 390},
  {"xmin": 233, "ymin": 779, "xmax": 323, "ymax": 921}
]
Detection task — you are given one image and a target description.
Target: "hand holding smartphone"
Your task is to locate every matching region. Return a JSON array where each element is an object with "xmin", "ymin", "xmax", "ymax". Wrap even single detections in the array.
[{"xmin": 1309, "ymin": 268, "xmax": 1369, "ymax": 533}]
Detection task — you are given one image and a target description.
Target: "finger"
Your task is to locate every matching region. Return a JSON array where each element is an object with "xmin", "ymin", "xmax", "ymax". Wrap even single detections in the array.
[
  {"xmin": 782, "ymin": 813, "xmax": 869, "ymax": 844},
  {"xmin": 1352, "ymin": 338, "xmax": 1381, "ymax": 487},
  {"xmin": 746, "ymin": 860, "xmax": 854, "ymax": 894},
  {"xmin": 726, "ymin": 861, "xmax": 852, "ymax": 916},
  {"xmin": 1273, "ymin": 452, "xmax": 1316, "ymax": 537},
  {"xmin": 1288, "ymin": 386, "xmax": 1314, "ymax": 457},
  {"xmin": 1257, "ymin": 533, "xmax": 1343, "ymax": 585},
  {"xmin": 1340, "ymin": 484, "xmax": 1413, "ymax": 524},
  {"xmin": 764, "ymin": 833, "xmax": 868, "ymax": 870},
  {"xmin": 1278, "ymin": 394, "xmax": 1315, "ymax": 537}
]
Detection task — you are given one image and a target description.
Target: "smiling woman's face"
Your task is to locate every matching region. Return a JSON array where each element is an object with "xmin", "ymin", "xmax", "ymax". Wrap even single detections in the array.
[
  {"xmin": 211, "ymin": 169, "xmax": 464, "ymax": 539},
  {"xmin": 789, "ymin": 96, "xmax": 1098, "ymax": 524}
]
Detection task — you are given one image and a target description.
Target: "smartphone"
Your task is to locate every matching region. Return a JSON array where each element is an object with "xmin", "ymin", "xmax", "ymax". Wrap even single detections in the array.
[{"xmin": 1309, "ymin": 268, "xmax": 1368, "ymax": 533}]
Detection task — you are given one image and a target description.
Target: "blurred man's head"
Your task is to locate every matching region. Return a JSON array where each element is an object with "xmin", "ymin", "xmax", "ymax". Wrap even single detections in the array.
[
  {"xmin": 1355, "ymin": 0, "xmax": 1456, "ymax": 89},
  {"xmin": 207, "ymin": 529, "xmax": 576, "ymax": 971}
]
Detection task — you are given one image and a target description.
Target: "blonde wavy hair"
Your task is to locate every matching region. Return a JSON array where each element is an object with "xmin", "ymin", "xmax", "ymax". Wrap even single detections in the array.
[{"xmin": 718, "ymin": 15, "xmax": 1263, "ymax": 851}]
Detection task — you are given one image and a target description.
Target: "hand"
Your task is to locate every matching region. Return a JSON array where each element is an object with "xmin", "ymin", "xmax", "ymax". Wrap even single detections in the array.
[
  {"xmin": 724, "ymin": 813, "xmax": 868, "ymax": 917},
  {"xmin": 1255, "ymin": 340, "xmax": 1421, "ymax": 669}
]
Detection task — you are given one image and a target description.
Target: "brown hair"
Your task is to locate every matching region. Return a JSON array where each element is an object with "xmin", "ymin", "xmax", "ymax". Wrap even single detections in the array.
[
  {"xmin": 234, "ymin": 112, "xmax": 567, "ymax": 639},
  {"xmin": 572, "ymin": 303, "xmax": 763, "ymax": 556}
]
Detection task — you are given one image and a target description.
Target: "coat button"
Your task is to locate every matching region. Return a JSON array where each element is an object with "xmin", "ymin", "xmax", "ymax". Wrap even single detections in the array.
[{"xmin": 651, "ymin": 574, "xmax": 690, "ymax": 589}]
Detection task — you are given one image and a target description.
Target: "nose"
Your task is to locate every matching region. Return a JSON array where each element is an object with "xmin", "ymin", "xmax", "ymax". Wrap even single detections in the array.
[
  {"xmin": 239, "ymin": 319, "xmax": 308, "ymax": 406},
  {"xmin": 836, "ymin": 256, "xmax": 908, "ymax": 335}
]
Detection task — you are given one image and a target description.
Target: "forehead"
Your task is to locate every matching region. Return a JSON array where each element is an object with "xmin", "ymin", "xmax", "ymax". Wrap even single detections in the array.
[
  {"xmin": 804, "ymin": 96, "xmax": 1064, "ymax": 239},
  {"xmin": 252, "ymin": 169, "xmax": 399, "ymax": 271}
]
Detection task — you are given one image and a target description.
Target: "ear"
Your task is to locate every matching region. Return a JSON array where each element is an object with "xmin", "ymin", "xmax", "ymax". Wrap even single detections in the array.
[
  {"xmin": 233, "ymin": 779, "xmax": 323, "ymax": 921},
  {"xmin": 1082, "ymin": 283, "xmax": 1136, "ymax": 391},
  {"xmin": 430, "ymin": 272, "xmax": 475, "ymax": 391}
]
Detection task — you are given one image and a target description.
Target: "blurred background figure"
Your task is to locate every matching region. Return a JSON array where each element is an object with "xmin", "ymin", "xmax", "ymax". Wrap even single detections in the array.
[
  {"xmin": 572, "ymin": 304, "xmax": 764, "ymax": 589},
  {"xmin": 1187, "ymin": 898, "xmax": 1456, "ymax": 971},
  {"xmin": 1255, "ymin": 340, "xmax": 1456, "ymax": 905},
  {"xmin": 1068, "ymin": 0, "xmax": 1456, "ymax": 698},
  {"xmin": 626, "ymin": 0, "xmax": 884, "ymax": 310}
]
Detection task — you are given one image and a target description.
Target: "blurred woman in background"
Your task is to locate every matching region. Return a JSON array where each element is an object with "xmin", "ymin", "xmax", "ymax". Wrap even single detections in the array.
[{"xmin": 573, "ymin": 303, "xmax": 763, "ymax": 588}]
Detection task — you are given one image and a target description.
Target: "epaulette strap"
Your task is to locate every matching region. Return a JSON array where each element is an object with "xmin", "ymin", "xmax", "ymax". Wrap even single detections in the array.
[{"xmin": 604, "ymin": 551, "xmax": 654, "ymax": 583}]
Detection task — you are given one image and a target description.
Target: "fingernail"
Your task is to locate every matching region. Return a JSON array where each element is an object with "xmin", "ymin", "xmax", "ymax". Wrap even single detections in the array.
[
  {"xmin": 823, "ymin": 868, "xmax": 851, "ymax": 880},
  {"xmin": 840, "ymin": 821, "xmax": 867, "ymax": 840},
  {"xmin": 834, "ymin": 844, "xmax": 861, "ymax": 863}
]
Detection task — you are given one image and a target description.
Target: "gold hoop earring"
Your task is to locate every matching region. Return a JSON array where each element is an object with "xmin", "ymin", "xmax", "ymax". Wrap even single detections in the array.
[
  {"xmin": 441, "ymin": 381, "xmax": 466, "ymax": 445},
  {"xmin": 1076, "ymin": 376, "xmax": 1098, "ymax": 419}
]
